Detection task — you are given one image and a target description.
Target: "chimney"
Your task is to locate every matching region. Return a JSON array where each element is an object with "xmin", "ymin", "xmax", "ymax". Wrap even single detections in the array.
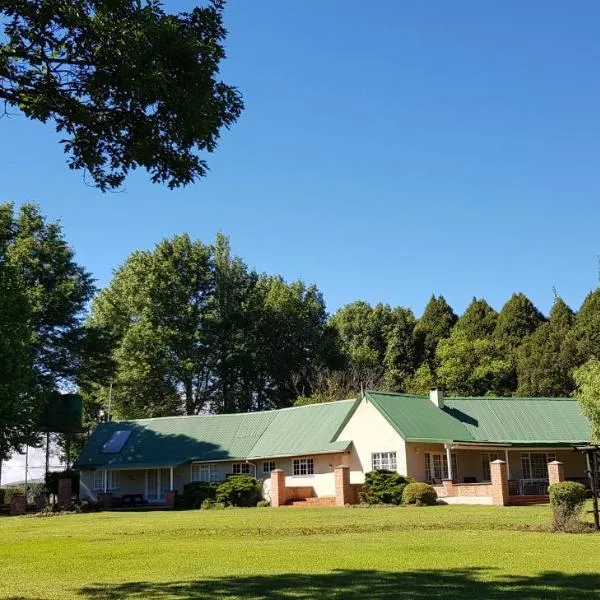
[{"xmin": 430, "ymin": 388, "xmax": 444, "ymax": 409}]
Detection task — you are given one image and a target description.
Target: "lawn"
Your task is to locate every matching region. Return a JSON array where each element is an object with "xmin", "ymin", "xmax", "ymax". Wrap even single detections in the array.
[{"xmin": 1, "ymin": 503, "xmax": 599, "ymax": 599}]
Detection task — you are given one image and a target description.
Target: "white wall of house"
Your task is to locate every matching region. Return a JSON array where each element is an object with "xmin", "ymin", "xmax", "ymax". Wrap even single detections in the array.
[{"xmin": 336, "ymin": 398, "xmax": 407, "ymax": 484}]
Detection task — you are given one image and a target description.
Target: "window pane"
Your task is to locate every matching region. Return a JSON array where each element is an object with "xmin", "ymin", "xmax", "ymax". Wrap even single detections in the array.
[{"xmin": 424, "ymin": 453, "xmax": 432, "ymax": 482}]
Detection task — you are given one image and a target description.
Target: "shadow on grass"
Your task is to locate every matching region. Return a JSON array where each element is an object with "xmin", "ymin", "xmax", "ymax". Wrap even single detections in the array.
[{"xmin": 76, "ymin": 568, "xmax": 600, "ymax": 600}]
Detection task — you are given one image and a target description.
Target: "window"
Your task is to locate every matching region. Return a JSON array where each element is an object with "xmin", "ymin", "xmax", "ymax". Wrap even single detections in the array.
[
  {"xmin": 371, "ymin": 452, "xmax": 397, "ymax": 471},
  {"xmin": 424, "ymin": 452, "xmax": 432, "ymax": 482},
  {"xmin": 427, "ymin": 452, "xmax": 458, "ymax": 482},
  {"xmin": 293, "ymin": 458, "xmax": 314, "ymax": 476},
  {"xmin": 92, "ymin": 470, "xmax": 119, "ymax": 491},
  {"xmin": 232, "ymin": 463, "xmax": 251, "ymax": 475},
  {"xmin": 101, "ymin": 430, "xmax": 131, "ymax": 453},
  {"xmin": 262, "ymin": 461, "xmax": 276, "ymax": 474},
  {"xmin": 481, "ymin": 453, "xmax": 499, "ymax": 482},
  {"xmin": 191, "ymin": 463, "xmax": 214, "ymax": 482},
  {"xmin": 521, "ymin": 452, "xmax": 556, "ymax": 480}
]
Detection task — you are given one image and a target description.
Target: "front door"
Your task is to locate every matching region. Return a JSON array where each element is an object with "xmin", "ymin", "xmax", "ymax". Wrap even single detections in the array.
[{"xmin": 147, "ymin": 468, "xmax": 171, "ymax": 502}]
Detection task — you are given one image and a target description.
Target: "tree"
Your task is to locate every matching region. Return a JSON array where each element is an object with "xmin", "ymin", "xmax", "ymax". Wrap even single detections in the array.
[
  {"xmin": 494, "ymin": 293, "xmax": 545, "ymax": 346},
  {"xmin": 88, "ymin": 233, "xmax": 214, "ymax": 417},
  {"xmin": 516, "ymin": 297, "xmax": 576, "ymax": 397},
  {"xmin": 452, "ymin": 298, "xmax": 497, "ymax": 339},
  {"xmin": 573, "ymin": 359, "xmax": 600, "ymax": 442},
  {"xmin": 383, "ymin": 307, "xmax": 419, "ymax": 391},
  {"xmin": 0, "ymin": 202, "xmax": 93, "ymax": 459},
  {"xmin": 436, "ymin": 337, "xmax": 513, "ymax": 396},
  {"xmin": 0, "ymin": 0, "xmax": 243, "ymax": 190},
  {"xmin": 434, "ymin": 298, "xmax": 511, "ymax": 396},
  {"xmin": 86, "ymin": 233, "xmax": 336, "ymax": 417},
  {"xmin": 565, "ymin": 288, "xmax": 600, "ymax": 365},
  {"xmin": 413, "ymin": 295, "xmax": 457, "ymax": 373},
  {"xmin": 330, "ymin": 302, "xmax": 418, "ymax": 392},
  {"xmin": 0, "ymin": 255, "xmax": 34, "ymax": 462}
]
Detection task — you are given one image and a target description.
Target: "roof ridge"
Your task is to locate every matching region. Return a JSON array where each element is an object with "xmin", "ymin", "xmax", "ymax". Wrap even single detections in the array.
[
  {"xmin": 446, "ymin": 396, "xmax": 576, "ymax": 402},
  {"xmin": 109, "ymin": 399, "xmax": 356, "ymax": 424},
  {"xmin": 365, "ymin": 389, "xmax": 427, "ymax": 399}
]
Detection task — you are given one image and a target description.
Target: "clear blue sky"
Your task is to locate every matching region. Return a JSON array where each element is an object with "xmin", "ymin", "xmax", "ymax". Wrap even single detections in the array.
[{"xmin": 2, "ymin": 0, "xmax": 600, "ymax": 317}]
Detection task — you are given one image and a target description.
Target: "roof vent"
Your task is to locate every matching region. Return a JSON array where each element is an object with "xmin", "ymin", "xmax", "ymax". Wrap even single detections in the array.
[{"xmin": 430, "ymin": 388, "xmax": 444, "ymax": 409}]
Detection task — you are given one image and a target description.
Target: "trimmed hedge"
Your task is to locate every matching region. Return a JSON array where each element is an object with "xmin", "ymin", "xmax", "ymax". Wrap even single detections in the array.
[
  {"xmin": 215, "ymin": 475, "xmax": 262, "ymax": 507},
  {"xmin": 359, "ymin": 470, "xmax": 414, "ymax": 505},
  {"xmin": 548, "ymin": 481, "xmax": 587, "ymax": 530},
  {"xmin": 402, "ymin": 482, "xmax": 438, "ymax": 506}
]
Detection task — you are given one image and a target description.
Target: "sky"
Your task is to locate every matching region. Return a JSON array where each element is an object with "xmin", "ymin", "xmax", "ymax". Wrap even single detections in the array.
[{"xmin": 2, "ymin": 0, "xmax": 600, "ymax": 318}]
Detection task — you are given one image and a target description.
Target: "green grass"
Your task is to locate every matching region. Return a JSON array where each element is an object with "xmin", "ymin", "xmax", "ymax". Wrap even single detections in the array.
[{"xmin": 1, "ymin": 503, "xmax": 599, "ymax": 599}]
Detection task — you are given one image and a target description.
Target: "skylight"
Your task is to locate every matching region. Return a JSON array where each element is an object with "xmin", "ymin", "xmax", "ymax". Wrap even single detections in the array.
[{"xmin": 102, "ymin": 430, "xmax": 132, "ymax": 453}]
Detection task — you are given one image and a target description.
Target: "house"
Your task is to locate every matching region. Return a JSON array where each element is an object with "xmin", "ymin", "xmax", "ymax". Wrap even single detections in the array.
[{"xmin": 74, "ymin": 389, "xmax": 592, "ymax": 507}]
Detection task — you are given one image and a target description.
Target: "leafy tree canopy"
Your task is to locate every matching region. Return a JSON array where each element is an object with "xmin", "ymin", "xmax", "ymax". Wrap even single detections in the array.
[
  {"xmin": 0, "ymin": 0, "xmax": 243, "ymax": 190},
  {"xmin": 573, "ymin": 358, "xmax": 600, "ymax": 442},
  {"xmin": 452, "ymin": 298, "xmax": 497, "ymax": 340},
  {"xmin": 414, "ymin": 294, "xmax": 457, "ymax": 370}
]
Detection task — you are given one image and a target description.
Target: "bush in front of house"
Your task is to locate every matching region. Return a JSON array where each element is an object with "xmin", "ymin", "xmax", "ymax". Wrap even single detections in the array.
[
  {"xmin": 402, "ymin": 482, "xmax": 438, "ymax": 506},
  {"xmin": 215, "ymin": 475, "xmax": 262, "ymax": 507},
  {"xmin": 257, "ymin": 499, "xmax": 270, "ymax": 508},
  {"xmin": 548, "ymin": 481, "xmax": 588, "ymax": 531},
  {"xmin": 358, "ymin": 470, "xmax": 414, "ymax": 505},
  {"xmin": 181, "ymin": 482, "xmax": 219, "ymax": 509}
]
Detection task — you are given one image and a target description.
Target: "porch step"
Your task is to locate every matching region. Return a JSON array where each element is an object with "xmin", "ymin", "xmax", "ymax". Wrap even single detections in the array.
[
  {"xmin": 287, "ymin": 496, "xmax": 336, "ymax": 507},
  {"xmin": 508, "ymin": 495, "xmax": 549, "ymax": 506}
]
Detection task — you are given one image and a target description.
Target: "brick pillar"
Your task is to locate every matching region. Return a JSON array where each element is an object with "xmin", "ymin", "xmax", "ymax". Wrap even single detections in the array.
[
  {"xmin": 270, "ymin": 469, "xmax": 286, "ymax": 507},
  {"xmin": 166, "ymin": 490, "xmax": 177, "ymax": 508},
  {"xmin": 58, "ymin": 477, "xmax": 72, "ymax": 507},
  {"xmin": 442, "ymin": 478, "xmax": 456, "ymax": 498},
  {"xmin": 490, "ymin": 459, "xmax": 509, "ymax": 506},
  {"xmin": 10, "ymin": 494, "xmax": 26, "ymax": 516},
  {"xmin": 548, "ymin": 460, "xmax": 565, "ymax": 486},
  {"xmin": 335, "ymin": 464, "xmax": 351, "ymax": 506}
]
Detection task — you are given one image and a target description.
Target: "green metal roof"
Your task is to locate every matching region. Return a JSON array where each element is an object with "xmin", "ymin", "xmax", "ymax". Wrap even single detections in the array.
[
  {"xmin": 443, "ymin": 397, "xmax": 591, "ymax": 445},
  {"xmin": 364, "ymin": 391, "xmax": 474, "ymax": 443},
  {"xmin": 74, "ymin": 400, "xmax": 355, "ymax": 470}
]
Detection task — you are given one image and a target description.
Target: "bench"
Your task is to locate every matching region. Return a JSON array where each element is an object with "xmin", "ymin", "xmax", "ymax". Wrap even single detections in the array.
[{"xmin": 121, "ymin": 494, "xmax": 145, "ymax": 507}]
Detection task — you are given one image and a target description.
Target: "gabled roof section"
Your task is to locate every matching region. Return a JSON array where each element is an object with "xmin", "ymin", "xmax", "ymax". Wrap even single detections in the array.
[
  {"xmin": 364, "ymin": 390, "xmax": 474, "ymax": 443},
  {"xmin": 74, "ymin": 400, "xmax": 355, "ymax": 470},
  {"xmin": 248, "ymin": 400, "xmax": 355, "ymax": 458},
  {"xmin": 443, "ymin": 397, "xmax": 591, "ymax": 445}
]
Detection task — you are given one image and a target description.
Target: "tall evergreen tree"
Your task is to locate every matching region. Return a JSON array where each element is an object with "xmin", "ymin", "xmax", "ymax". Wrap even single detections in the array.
[
  {"xmin": 515, "ymin": 297, "xmax": 575, "ymax": 397},
  {"xmin": 565, "ymin": 288, "xmax": 600, "ymax": 364},
  {"xmin": 494, "ymin": 293, "xmax": 545, "ymax": 346},
  {"xmin": 414, "ymin": 295, "xmax": 458, "ymax": 373},
  {"xmin": 383, "ymin": 307, "xmax": 418, "ymax": 391},
  {"xmin": 452, "ymin": 298, "xmax": 497, "ymax": 339}
]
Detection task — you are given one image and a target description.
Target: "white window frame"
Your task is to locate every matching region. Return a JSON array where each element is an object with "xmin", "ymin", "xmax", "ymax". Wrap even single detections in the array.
[
  {"xmin": 425, "ymin": 452, "xmax": 457, "ymax": 482},
  {"xmin": 232, "ymin": 463, "xmax": 251, "ymax": 475},
  {"xmin": 92, "ymin": 469, "xmax": 119, "ymax": 491},
  {"xmin": 293, "ymin": 458, "xmax": 314, "ymax": 476},
  {"xmin": 520, "ymin": 452, "xmax": 556, "ymax": 480},
  {"xmin": 191, "ymin": 463, "xmax": 214, "ymax": 483},
  {"xmin": 262, "ymin": 461, "xmax": 276, "ymax": 474},
  {"xmin": 481, "ymin": 453, "xmax": 499, "ymax": 482},
  {"xmin": 371, "ymin": 452, "xmax": 397, "ymax": 471},
  {"xmin": 424, "ymin": 452, "xmax": 432, "ymax": 482}
]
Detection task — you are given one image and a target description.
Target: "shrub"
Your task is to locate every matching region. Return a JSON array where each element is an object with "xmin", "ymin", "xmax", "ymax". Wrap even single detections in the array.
[
  {"xmin": 181, "ymin": 482, "xmax": 218, "ymax": 509},
  {"xmin": 402, "ymin": 482, "xmax": 438, "ymax": 506},
  {"xmin": 549, "ymin": 481, "xmax": 587, "ymax": 531},
  {"xmin": 201, "ymin": 498, "xmax": 215, "ymax": 510},
  {"xmin": 215, "ymin": 475, "xmax": 262, "ymax": 507},
  {"xmin": 358, "ymin": 470, "xmax": 414, "ymax": 505},
  {"xmin": 257, "ymin": 499, "xmax": 270, "ymax": 508}
]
